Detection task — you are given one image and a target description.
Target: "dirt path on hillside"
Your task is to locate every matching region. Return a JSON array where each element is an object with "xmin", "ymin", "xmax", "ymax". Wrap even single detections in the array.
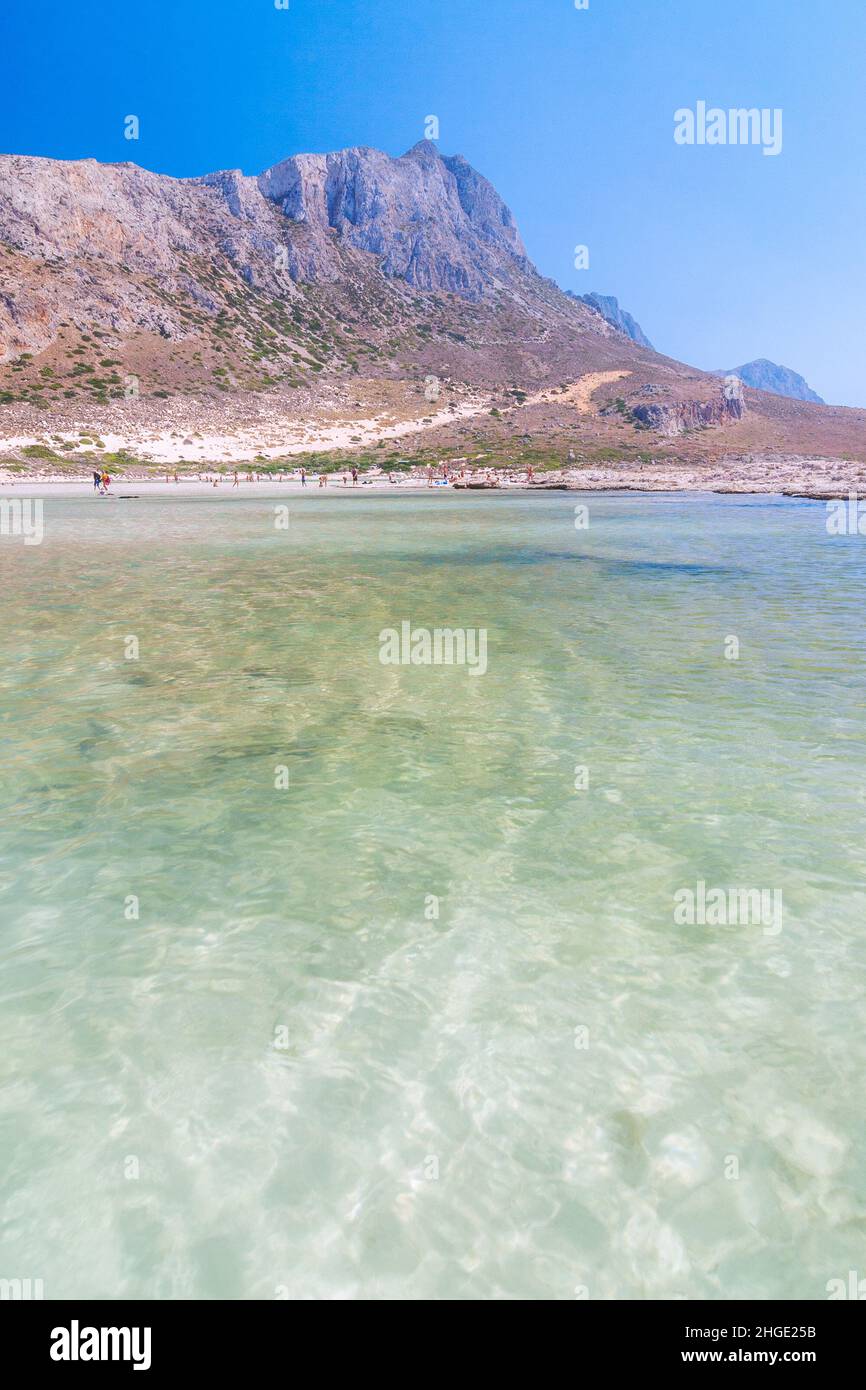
[{"xmin": 522, "ymin": 370, "xmax": 632, "ymax": 414}]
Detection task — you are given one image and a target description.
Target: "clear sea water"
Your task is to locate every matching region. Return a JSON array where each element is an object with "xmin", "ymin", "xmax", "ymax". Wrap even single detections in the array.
[{"xmin": 1, "ymin": 489, "xmax": 865, "ymax": 1300}]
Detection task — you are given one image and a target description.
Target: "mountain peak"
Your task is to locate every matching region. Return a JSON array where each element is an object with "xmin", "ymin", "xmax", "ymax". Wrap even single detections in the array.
[
  {"xmin": 402, "ymin": 139, "xmax": 443, "ymax": 160},
  {"xmin": 714, "ymin": 359, "xmax": 825, "ymax": 405},
  {"xmin": 253, "ymin": 141, "xmax": 529, "ymax": 295}
]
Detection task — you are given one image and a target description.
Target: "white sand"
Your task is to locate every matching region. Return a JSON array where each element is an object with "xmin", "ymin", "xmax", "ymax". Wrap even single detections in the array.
[{"xmin": 0, "ymin": 394, "xmax": 489, "ymax": 467}]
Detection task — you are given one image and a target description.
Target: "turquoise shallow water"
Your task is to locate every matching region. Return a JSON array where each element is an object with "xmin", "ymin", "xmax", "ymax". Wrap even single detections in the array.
[{"xmin": 1, "ymin": 489, "xmax": 866, "ymax": 1299}]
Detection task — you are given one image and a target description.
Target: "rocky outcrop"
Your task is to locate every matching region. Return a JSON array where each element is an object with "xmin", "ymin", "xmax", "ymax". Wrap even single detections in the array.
[
  {"xmin": 632, "ymin": 381, "xmax": 745, "ymax": 435},
  {"xmin": 572, "ymin": 292, "xmax": 653, "ymax": 349},
  {"xmin": 255, "ymin": 141, "xmax": 530, "ymax": 297},
  {"xmin": 714, "ymin": 358, "xmax": 825, "ymax": 405}
]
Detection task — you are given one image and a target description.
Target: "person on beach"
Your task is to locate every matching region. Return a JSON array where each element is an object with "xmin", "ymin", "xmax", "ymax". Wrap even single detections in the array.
[
  {"xmin": 101, "ymin": 471, "xmax": 111, "ymax": 493},
  {"xmin": 92, "ymin": 470, "xmax": 101, "ymax": 492},
  {"xmin": 300, "ymin": 467, "xmax": 306, "ymax": 487},
  {"xmin": 527, "ymin": 465, "xmax": 534, "ymax": 483},
  {"xmin": 232, "ymin": 471, "xmax": 239, "ymax": 487},
  {"xmin": 426, "ymin": 465, "xmax": 433, "ymax": 487},
  {"xmin": 351, "ymin": 467, "xmax": 358, "ymax": 486}
]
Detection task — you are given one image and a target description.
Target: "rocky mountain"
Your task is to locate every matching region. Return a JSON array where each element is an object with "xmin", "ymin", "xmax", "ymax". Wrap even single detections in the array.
[
  {"xmin": 714, "ymin": 359, "xmax": 825, "ymax": 405},
  {"xmin": 0, "ymin": 142, "xmax": 862, "ymax": 471},
  {"xmin": 0, "ymin": 141, "xmax": 545, "ymax": 364},
  {"xmin": 571, "ymin": 292, "xmax": 653, "ymax": 349},
  {"xmin": 257, "ymin": 140, "xmax": 533, "ymax": 294}
]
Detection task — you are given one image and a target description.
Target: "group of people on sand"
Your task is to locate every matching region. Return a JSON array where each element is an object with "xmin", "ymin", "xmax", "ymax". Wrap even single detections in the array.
[
  {"xmin": 316, "ymin": 467, "xmax": 359, "ymax": 487},
  {"xmin": 92, "ymin": 469, "xmax": 111, "ymax": 494},
  {"xmin": 425, "ymin": 462, "xmax": 469, "ymax": 486}
]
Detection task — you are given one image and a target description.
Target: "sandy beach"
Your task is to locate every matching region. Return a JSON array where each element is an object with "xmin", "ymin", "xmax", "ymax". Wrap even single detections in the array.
[{"xmin": 3, "ymin": 453, "xmax": 866, "ymax": 500}]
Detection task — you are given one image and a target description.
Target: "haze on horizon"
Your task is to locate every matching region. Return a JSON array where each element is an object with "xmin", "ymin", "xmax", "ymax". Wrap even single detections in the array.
[{"xmin": 1, "ymin": 0, "xmax": 863, "ymax": 406}]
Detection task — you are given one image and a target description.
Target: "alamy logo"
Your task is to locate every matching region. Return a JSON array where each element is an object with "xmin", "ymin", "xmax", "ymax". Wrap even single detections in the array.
[
  {"xmin": 0, "ymin": 498, "xmax": 43, "ymax": 545},
  {"xmin": 0, "ymin": 1276, "xmax": 43, "ymax": 1299},
  {"xmin": 674, "ymin": 880, "xmax": 783, "ymax": 936},
  {"xmin": 826, "ymin": 494, "xmax": 866, "ymax": 536},
  {"xmin": 379, "ymin": 621, "xmax": 488, "ymax": 675},
  {"xmin": 826, "ymin": 1270, "xmax": 866, "ymax": 1300},
  {"xmin": 50, "ymin": 1320, "xmax": 152, "ymax": 1371},
  {"xmin": 674, "ymin": 102, "xmax": 782, "ymax": 156}
]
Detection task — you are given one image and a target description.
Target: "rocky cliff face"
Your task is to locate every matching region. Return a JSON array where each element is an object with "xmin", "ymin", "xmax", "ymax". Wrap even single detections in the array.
[
  {"xmin": 715, "ymin": 359, "xmax": 825, "ymax": 405},
  {"xmin": 257, "ymin": 142, "xmax": 530, "ymax": 295},
  {"xmin": 572, "ymin": 292, "xmax": 653, "ymax": 349},
  {"xmin": 632, "ymin": 381, "xmax": 745, "ymax": 435}
]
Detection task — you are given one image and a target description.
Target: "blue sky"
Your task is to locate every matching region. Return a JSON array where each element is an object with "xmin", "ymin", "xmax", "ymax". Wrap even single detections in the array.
[{"xmin": 2, "ymin": 0, "xmax": 864, "ymax": 405}]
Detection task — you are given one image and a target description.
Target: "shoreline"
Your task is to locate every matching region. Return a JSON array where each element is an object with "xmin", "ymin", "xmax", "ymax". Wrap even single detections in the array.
[{"xmin": 0, "ymin": 476, "xmax": 851, "ymax": 501}]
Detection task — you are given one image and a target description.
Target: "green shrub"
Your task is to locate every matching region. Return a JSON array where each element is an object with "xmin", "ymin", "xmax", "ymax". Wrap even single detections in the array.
[{"xmin": 22, "ymin": 443, "xmax": 60, "ymax": 460}]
